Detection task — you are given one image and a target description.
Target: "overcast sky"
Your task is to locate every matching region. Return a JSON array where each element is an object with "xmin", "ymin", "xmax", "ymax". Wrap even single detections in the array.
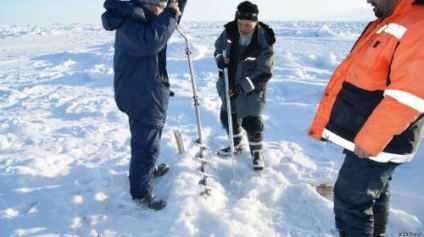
[{"xmin": 0, "ymin": 0, "xmax": 374, "ymax": 25}]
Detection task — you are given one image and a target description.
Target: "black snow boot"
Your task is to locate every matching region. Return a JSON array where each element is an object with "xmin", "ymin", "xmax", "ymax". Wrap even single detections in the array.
[
  {"xmin": 134, "ymin": 195, "xmax": 166, "ymax": 211},
  {"xmin": 248, "ymin": 132, "xmax": 264, "ymax": 170},
  {"xmin": 218, "ymin": 143, "xmax": 243, "ymax": 157},
  {"xmin": 153, "ymin": 163, "xmax": 169, "ymax": 178},
  {"xmin": 218, "ymin": 134, "xmax": 243, "ymax": 157},
  {"xmin": 252, "ymin": 150, "xmax": 265, "ymax": 170}
]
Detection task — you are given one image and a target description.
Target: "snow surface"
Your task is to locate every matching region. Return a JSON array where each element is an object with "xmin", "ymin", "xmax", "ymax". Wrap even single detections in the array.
[{"xmin": 0, "ymin": 21, "xmax": 423, "ymax": 237}]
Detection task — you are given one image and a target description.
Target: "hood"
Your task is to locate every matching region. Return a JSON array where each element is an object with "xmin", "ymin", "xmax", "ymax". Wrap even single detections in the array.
[{"xmin": 101, "ymin": 0, "xmax": 149, "ymax": 31}]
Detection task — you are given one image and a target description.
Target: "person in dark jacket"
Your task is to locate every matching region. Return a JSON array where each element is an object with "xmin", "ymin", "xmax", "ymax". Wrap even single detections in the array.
[
  {"xmin": 308, "ymin": 0, "xmax": 424, "ymax": 236},
  {"xmin": 214, "ymin": 1, "xmax": 275, "ymax": 170},
  {"xmin": 101, "ymin": 0, "xmax": 187, "ymax": 210}
]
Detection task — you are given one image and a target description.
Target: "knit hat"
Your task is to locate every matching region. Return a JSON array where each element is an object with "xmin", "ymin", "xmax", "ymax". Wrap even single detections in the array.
[
  {"xmin": 132, "ymin": 0, "xmax": 168, "ymax": 7},
  {"xmin": 236, "ymin": 1, "xmax": 259, "ymax": 21}
]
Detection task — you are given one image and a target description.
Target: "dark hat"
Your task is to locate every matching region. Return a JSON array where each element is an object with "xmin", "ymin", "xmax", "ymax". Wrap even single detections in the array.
[{"xmin": 236, "ymin": 1, "xmax": 259, "ymax": 21}]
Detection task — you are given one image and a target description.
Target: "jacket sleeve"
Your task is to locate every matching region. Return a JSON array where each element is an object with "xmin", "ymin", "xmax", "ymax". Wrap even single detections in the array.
[
  {"xmin": 355, "ymin": 27, "xmax": 424, "ymax": 156},
  {"xmin": 214, "ymin": 31, "xmax": 227, "ymax": 69},
  {"xmin": 115, "ymin": 8, "xmax": 178, "ymax": 57},
  {"xmin": 102, "ymin": 11, "xmax": 124, "ymax": 31}
]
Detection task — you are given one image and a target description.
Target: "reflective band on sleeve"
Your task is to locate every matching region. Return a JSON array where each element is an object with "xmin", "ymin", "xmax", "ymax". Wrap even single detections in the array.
[
  {"xmin": 215, "ymin": 54, "xmax": 223, "ymax": 59},
  {"xmin": 322, "ymin": 129, "xmax": 415, "ymax": 163},
  {"xmin": 245, "ymin": 77, "xmax": 255, "ymax": 90},
  {"xmin": 384, "ymin": 89, "xmax": 424, "ymax": 113},
  {"xmin": 245, "ymin": 57, "xmax": 256, "ymax": 61},
  {"xmin": 376, "ymin": 23, "xmax": 407, "ymax": 40}
]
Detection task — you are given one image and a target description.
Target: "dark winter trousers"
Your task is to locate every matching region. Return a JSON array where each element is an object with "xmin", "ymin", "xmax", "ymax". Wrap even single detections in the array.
[
  {"xmin": 128, "ymin": 117, "xmax": 163, "ymax": 199},
  {"xmin": 334, "ymin": 150, "xmax": 399, "ymax": 237},
  {"xmin": 220, "ymin": 110, "xmax": 264, "ymax": 154}
]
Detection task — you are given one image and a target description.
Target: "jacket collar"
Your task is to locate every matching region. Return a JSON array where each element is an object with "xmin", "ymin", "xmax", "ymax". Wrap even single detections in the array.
[{"xmin": 378, "ymin": 0, "xmax": 415, "ymax": 22}]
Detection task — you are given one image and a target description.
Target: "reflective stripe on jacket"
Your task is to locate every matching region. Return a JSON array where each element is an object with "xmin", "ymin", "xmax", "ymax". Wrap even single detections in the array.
[{"xmin": 308, "ymin": 0, "xmax": 424, "ymax": 163}]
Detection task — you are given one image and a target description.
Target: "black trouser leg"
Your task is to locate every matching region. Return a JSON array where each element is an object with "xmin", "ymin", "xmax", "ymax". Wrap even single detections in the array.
[
  {"xmin": 128, "ymin": 117, "xmax": 162, "ymax": 199},
  {"xmin": 241, "ymin": 116, "xmax": 264, "ymax": 155},
  {"xmin": 373, "ymin": 182, "xmax": 390, "ymax": 237},
  {"xmin": 334, "ymin": 150, "xmax": 399, "ymax": 237},
  {"xmin": 220, "ymin": 110, "xmax": 242, "ymax": 145}
]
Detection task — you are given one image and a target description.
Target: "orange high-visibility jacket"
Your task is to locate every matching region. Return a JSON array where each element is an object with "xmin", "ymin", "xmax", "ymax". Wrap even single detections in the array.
[{"xmin": 308, "ymin": 0, "xmax": 424, "ymax": 163}]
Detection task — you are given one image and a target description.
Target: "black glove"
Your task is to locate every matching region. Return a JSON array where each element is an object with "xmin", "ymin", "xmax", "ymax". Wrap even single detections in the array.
[
  {"xmin": 217, "ymin": 56, "xmax": 230, "ymax": 69},
  {"xmin": 229, "ymin": 84, "xmax": 243, "ymax": 99}
]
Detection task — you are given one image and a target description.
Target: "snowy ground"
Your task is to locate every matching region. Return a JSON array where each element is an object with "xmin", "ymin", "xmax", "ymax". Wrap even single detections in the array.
[{"xmin": 1, "ymin": 22, "xmax": 423, "ymax": 237}]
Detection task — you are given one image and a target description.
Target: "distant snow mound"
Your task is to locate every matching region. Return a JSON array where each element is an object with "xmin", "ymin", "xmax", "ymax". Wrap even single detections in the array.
[
  {"xmin": 279, "ymin": 50, "xmax": 295, "ymax": 63},
  {"xmin": 315, "ymin": 52, "xmax": 339, "ymax": 69},
  {"xmin": 0, "ymin": 24, "xmax": 104, "ymax": 39},
  {"xmin": 316, "ymin": 24, "xmax": 337, "ymax": 37},
  {"xmin": 0, "ymin": 135, "xmax": 10, "ymax": 150}
]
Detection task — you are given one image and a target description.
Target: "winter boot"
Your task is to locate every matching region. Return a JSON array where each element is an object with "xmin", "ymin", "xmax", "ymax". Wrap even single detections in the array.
[
  {"xmin": 247, "ymin": 132, "xmax": 264, "ymax": 170},
  {"xmin": 252, "ymin": 150, "xmax": 265, "ymax": 170},
  {"xmin": 133, "ymin": 195, "xmax": 166, "ymax": 211},
  {"xmin": 218, "ymin": 133, "xmax": 243, "ymax": 157},
  {"xmin": 218, "ymin": 144, "xmax": 243, "ymax": 157},
  {"xmin": 153, "ymin": 163, "xmax": 169, "ymax": 178}
]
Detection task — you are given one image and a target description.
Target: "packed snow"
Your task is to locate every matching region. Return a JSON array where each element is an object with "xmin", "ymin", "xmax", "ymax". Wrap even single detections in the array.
[{"xmin": 1, "ymin": 21, "xmax": 423, "ymax": 237}]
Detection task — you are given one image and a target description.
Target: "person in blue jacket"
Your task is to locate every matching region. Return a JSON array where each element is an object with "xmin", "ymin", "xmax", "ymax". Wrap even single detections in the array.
[{"xmin": 101, "ymin": 0, "xmax": 187, "ymax": 210}]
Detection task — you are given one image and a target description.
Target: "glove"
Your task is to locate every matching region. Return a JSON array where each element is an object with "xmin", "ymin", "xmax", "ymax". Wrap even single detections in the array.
[
  {"xmin": 217, "ymin": 56, "xmax": 230, "ymax": 69},
  {"xmin": 229, "ymin": 84, "xmax": 243, "ymax": 99}
]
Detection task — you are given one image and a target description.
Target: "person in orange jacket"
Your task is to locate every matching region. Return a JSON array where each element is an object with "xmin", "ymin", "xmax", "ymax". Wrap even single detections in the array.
[{"xmin": 308, "ymin": 0, "xmax": 424, "ymax": 236}]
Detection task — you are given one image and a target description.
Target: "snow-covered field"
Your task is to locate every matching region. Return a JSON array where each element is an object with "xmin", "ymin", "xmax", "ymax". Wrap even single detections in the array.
[{"xmin": 1, "ymin": 21, "xmax": 423, "ymax": 237}]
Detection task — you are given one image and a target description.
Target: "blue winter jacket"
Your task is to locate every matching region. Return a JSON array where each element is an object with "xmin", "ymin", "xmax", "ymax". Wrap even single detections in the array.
[{"xmin": 102, "ymin": 0, "xmax": 187, "ymax": 126}]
